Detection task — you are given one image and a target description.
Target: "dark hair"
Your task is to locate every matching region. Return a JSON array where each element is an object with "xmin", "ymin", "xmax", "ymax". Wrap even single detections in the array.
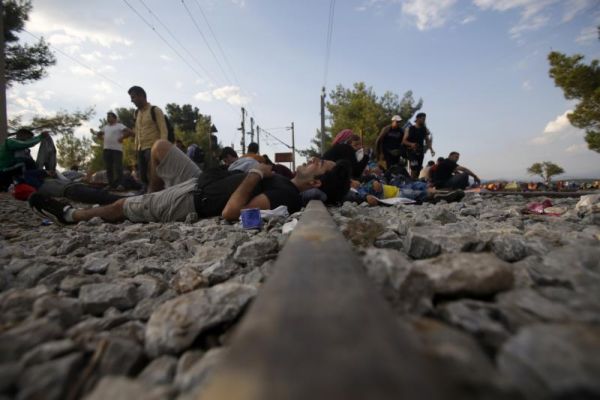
[
  {"xmin": 247, "ymin": 142, "xmax": 259, "ymax": 154},
  {"xmin": 262, "ymin": 154, "xmax": 274, "ymax": 165},
  {"xmin": 427, "ymin": 160, "xmax": 435, "ymax": 166},
  {"xmin": 128, "ymin": 86, "xmax": 146, "ymax": 98},
  {"xmin": 107, "ymin": 111, "xmax": 117, "ymax": 119},
  {"xmin": 437, "ymin": 157, "xmax": 445, "ymax": 162},
  {"xmin": 15, "ymin": 128, "xmax": 34, "ymax": 137},
  {"xmin": 219, "ymin": 146, "xmax": 238, "ymax": 160},
  {"xmin": 316, "ymin": 159, "xmax": 351, "ymax": 205},
  {"xmin": 449, "ymin": 151, "xmax": 460, "ymax": 157},
  {"xmin": 416, "ymin": 112, "xmax": 426, "ymax": 119}
]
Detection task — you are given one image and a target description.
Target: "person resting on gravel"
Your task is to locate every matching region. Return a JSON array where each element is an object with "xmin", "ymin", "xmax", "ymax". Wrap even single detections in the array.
[
  {"xmin": 353, "ymin": 175, "xmax": 464, "ymax": 205},
  {"xmin": 28, "ymin": 139, "xmax": 351, "ymax": 225},
  {"xmin": 431, "ymin": 151, "xmax": 480, "ymax": 190}
]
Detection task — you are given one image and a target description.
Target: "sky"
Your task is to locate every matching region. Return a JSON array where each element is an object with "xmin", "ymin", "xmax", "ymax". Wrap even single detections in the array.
[{"xmin": 7, "ymin": 0, "xmax": 600, "ymax": 180}]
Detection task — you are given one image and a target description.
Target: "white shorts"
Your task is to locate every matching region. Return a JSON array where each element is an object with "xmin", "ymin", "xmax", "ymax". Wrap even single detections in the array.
[{"xmin": 123, "ymin": 145, "xmax": 201, "ymax": 222}]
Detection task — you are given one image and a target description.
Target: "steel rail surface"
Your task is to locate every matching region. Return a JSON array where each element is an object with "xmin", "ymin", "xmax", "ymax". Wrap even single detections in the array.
[
  {"xmin": 200, "ymin": 200, "xmax": 453, "ymax": 400},
  {"xmin": 479, "ymin": 190, "xmax": 598, "ymax": 198}
]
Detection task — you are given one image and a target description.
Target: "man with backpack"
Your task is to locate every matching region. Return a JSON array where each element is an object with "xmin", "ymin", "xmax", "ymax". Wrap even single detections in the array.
[
  {"xmin": 28, "ymin": 139, "xmax": 351, "ymax": 225},
  {"xmin": 122, "ymin": 86, "xmax": 169, "ymax": 192}
]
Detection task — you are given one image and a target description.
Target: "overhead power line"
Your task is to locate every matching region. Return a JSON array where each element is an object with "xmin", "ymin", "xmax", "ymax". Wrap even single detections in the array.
[
  {"xmin": 181, "ymin": 0, "xmax": 233, "ymax": 85},
  {"xmin": 122, "ymin": 0, "xmax": 208, "ymax": 84},
  {"xmin": 23, "ymin": 29, "xmax": 125, "ymax": 90},
  {"xmin": 136, "ymin": 0, "xmax": 215, "ymax": 84},
  {"xmin": 323, "ymin": 0, "xmax": 336, "ymax": 88}
]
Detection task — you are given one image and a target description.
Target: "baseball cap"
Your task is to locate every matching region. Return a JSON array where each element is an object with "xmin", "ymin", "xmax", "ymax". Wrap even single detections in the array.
[{"xmin": 391, "ymin": 115, "xmax": 401, "ymax": 122}]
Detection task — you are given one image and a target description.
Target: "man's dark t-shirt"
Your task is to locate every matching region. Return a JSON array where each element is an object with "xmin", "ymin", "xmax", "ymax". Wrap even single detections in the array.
[
  {"xmin": 407, "ymin": 125, "xmax": 427, "ymax": 152},
  {"xmin": 382, "ymin": 125, "xmax": 404, "ymax": 152},
  {"xmin": 194, "ymin": 172, "xmax": 301, "ymax": 217},
  {"xmin": 431, "ymin": 158, "xmax": 457, "ymax": 186},
  {"xmin": 323, "ymin": 143, "xmax": 368, "ymax": 179}
]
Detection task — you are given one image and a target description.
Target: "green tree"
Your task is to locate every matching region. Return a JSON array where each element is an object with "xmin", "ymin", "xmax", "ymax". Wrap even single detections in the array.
[
  {"xmin": 56, "ymin": 131, "xmax": 92, "ymax": 170},
  {"xmin": 165, "ymin": 103, "xmax": 201, "ymax": 134},
  {"xmin": 548, "ymin": 50, "xmax": 600, "ymax": 153},
  {"xmin": 527, "ymin": 161, "xmax": 565, "ymax": 184},
  {"xmin": 29, "ymin": 108, "xmax": 95, "ymax": 169},
  {"xmin": 3, "ymin": 0, "xmax": 56, "ymax": 86},
  {"xmin": 303, "ymin": 82, "xmax": 422, "ymax": 155}
]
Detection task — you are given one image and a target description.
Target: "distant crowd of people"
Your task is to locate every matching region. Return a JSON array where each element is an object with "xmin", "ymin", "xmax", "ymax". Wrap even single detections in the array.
[{"xmin": 1, "ymin": 84, "xmax": 485, "ymax": 225}]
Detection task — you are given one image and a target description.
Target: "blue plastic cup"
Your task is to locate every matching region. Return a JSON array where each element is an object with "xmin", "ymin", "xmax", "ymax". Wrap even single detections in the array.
[{"xmin": 241, "ymin": 208, "xmax": 262, "ymax": 229}]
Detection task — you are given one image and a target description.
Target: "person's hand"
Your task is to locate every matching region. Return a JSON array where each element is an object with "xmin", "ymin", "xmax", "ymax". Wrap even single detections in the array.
[
  {"xmin": 117, "ymin": 136, "xmax": 124, "ymax": 143},
  {"xmin": 366, "ymin": 195, "xmax": 379, "ymax": 206},
  {"xmin": 350, "ymin": 179, "xmax": 360, "ymax": 189}
]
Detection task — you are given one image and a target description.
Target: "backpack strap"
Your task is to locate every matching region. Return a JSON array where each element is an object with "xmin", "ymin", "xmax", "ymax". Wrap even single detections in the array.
[{"xmin": 150, "ymin": 106, "xmax": 157, "ymax": 123}]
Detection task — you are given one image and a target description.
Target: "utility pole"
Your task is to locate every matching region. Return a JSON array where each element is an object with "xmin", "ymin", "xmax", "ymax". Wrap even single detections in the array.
[
  {"xmin": 0, "ymin": 0, "xmax": 8, "ymax": 145},
  {"xmin": 240, "ymin": 107, "xmax": 246, "ymax": 154},
  {"xmin": 256, "ymin": 125, "xmax": 260, "ymax": 149},
  {"xmin": 291, "ymin": 122, "xmax": 295, "ymax": 171},
  {"xmin": 320, "ymin": 87, "xmax": 326, "ymax": 156},
  {"xmin": 250, "ymin": 117, "xmax": 255, "ymax": 144}
]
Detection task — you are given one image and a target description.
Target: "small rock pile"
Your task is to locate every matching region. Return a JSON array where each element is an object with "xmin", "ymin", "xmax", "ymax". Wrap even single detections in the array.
[
  {"xmin": 334, "ymin": 193, "xmax": 600, "ymax": 399},
  {"xmin": 0, "ymin": 194, "xmax": 289, "ymax": 400}
]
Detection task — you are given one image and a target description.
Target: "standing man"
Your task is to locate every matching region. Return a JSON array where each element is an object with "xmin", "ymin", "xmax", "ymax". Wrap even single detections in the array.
[
  {"xmin": 403, "ymin": 112, "xmax": 434, "ymax": 179},
  {"xmin": 375, "ymin": 115, "xmax": 406, "ymax": 172},
  {"xmin": 91, "ymin": 111, "xmax": 127, "ymax": 189},
  {"xmin": 123, "ymin": 86, "xmax": 168, "ymax": 192}
]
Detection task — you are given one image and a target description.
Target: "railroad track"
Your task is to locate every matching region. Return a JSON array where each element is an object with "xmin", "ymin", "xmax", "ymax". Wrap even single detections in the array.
[{"xmin": 200, "ymin": 201, "xmax": 458, "ymax": 400}]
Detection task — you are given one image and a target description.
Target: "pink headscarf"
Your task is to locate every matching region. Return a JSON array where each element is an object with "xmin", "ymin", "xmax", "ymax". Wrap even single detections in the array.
[{"xmin": 331, "ymin": 129, "xmax": 354, "ymax": 146}]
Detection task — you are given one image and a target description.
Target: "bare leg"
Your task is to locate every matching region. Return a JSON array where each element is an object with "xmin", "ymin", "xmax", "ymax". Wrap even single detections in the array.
[
  {"xmin": 72, "ymin": 198, "xmax": 127, "ymax": 223},
  {"xmin": 148, "ymin": 140, "xmax": 173, "ymax": 193}
]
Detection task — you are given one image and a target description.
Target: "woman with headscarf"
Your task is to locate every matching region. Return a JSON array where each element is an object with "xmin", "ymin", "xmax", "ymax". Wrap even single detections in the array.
[{"xmin": 323, "ymin": 129, "xmax": 369, "ymax": 180}]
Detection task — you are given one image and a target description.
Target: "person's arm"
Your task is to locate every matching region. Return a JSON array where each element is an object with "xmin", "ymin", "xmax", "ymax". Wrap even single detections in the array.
[
  {"xmin": 90, "ymin": 127, "xmax": 104, "ymax": 141},
  {"xmin": 425, "ymin": 128, "xmax": 435, "ymax": 156},
  {"xmin": 401, "ymin": 127, "xmax": 415, "ymax": 149},
  {"xmin": 121, "ymin": 127, "xmax": 135, "ymax": 140},
  {"xmin": 222, "ymin": 163, "xmax": 274, "ymax": 221},
  {"xmin": 456, "ymin": 165, "xmax": 480, "ymax": 184},
  {"xmin": 154, "ymin": 108, "xmax": 168, "ymax": 140},
  {"xmin": 6, "ymin": 133, "xmax": 46, "ymax": 151}
]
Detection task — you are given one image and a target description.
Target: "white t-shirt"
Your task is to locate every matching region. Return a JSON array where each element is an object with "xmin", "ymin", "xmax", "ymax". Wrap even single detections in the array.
[{"xmin": 101, "ymin": 123, "xmax": 126, "ymax": 151}]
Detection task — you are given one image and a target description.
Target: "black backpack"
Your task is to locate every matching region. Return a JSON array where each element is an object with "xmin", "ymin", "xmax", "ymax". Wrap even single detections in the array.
[{"xmin": 134, "ymin": 106, "xmax": 175, "ymax": 143}]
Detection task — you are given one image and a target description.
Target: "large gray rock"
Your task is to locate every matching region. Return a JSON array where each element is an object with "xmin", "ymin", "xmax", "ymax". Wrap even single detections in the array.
[
  {"xmin": 233, "ymin": 237, "xmax": 278, "ymax": 266},
  {"xmin": 0, "ymin": 285, "xmax": 52, "ymax": 325},
  {"xmin": 414, "ymin": 253, "xmax": 514, "ymax": 297},
  {"xmin": 79, "ymin": 282, "xmax": 138, "ymax": 315},
  {"xmin": 438, "ymin": 299, "xmax": 511, "ymax": 352},
  {"xmin": 138, "ymin": 355, "xmax": 178, "ymax": 386},
  {"xmin": 410, "ymin": 318, "xmax": 516, "ymax": 399},
  {"xmin": 526, "ymin": 244, "xmax": 600, "ymax": 290},
  {"xmin": 16, "ymin": 264, "xmax": 53, "ymax": 288},
  {"xmin": 175, "ymin": 347, "xmax": 225, "ymax": 392},
  {"xmin": 17, "ymin": 352, "xmax": 84, "ymax": 400},
  {"xmin": 170, "ymin": 266, "xmax": 209, "ymax": 294},
  {"xmin": 498, "ymin": 323, "xmax": 600, "ymax": 399},
  {"xmin": 145, "ymin": 283, "xmax": 257, "ymax": 357},
  {"xmin": 201, "ymin": 260, "xmax": 244, "ymax": 284},
  {"xmin": 361, "ymin": 248, "xmax": 433, "ymax": 315},
  {"xmin": 20, "ymin": 338, "xmax": 77, "ymax": 367},
  {"xmin": 405, "ymin": 223, "xmax": 483, "ymax": 259},
  {"xmin": 32, "ymin": 295, "xmax": 83, "ymax": 328},
  {"xmin": 0, "ymin": 318, "xmax": 64, "ymax": 363},
  {"xmin": 97, "ymin": 337, "xmax": 145, "ymax": 376},
  {"xmin": 490, "ymin": 234, "xmax": 529, "ymax": 262},
  {"xmin": 84, "ymin": 376, "xmax": 172, "ymax": 400}
]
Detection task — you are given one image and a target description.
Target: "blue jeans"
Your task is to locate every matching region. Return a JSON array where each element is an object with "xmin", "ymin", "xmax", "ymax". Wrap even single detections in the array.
[{"xmin": 398, "ymin": 181, "xmax": 428, "ymax": 202}]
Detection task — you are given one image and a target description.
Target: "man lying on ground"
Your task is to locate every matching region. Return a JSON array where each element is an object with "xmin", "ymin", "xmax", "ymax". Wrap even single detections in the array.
[
  {"xmin": 431, "ymin": 151, "xmax": 480, "ymax": 190},
  {"xmin": 29, "ymin": 140, "xmax": 351, "ymax": 225}
]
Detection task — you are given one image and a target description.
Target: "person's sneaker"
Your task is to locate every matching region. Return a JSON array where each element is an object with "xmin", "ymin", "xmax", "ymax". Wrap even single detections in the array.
[
  {"xmin": 28, "ymin": 193, "xmax": 74, "ymax": 225},
  {"xmin": 432, "ymin": 189, "xmax": 465, "ymax": 204}
]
